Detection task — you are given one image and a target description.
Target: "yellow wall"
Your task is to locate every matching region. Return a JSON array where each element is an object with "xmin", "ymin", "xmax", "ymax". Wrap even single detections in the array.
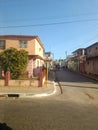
[{"xmin": 34, "ymin": 39, "xmax": 44, "ymax": 57}]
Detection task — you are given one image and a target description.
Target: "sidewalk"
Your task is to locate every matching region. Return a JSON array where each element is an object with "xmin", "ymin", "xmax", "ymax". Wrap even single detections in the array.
[
  {"xmin": 80, "ymin": 73, "xmax": 98, "ymax": 82},
  {"xmin": 0, "ymin": 71, "xmax": 58, "ymax": 98},
  {"xmin": 0, "ymin": 81, "xmax": 56, "ymax": 98}
]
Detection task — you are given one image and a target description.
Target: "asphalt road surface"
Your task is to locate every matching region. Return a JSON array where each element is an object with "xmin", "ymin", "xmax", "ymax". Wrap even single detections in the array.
[{"xmin": 0, "ymin": 70, "xmax": 98, "ymax": 130}]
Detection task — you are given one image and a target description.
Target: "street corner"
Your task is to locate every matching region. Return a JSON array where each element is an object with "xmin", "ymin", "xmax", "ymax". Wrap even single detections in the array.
[
  {"xmin": 0, "ymin": 81, "xmax": 60, "ymax": 99},
  {"xmin": 20, "ymin": 81, "xmax": 58, "ymax": 98}
]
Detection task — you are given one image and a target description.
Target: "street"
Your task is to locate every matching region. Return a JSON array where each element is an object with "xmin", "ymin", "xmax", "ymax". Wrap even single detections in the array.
[
  {"xmin": 55, "ymin": 70, "xmax": 98, "ymax": 104},
  {"xmin": 0, "ymin": 70, "xmax": 98, "ymax": 130}
]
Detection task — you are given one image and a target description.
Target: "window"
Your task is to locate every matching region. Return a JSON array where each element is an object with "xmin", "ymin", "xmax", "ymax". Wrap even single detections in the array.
[
  {"xmin": 37, "ymin": 60, "xmax": 39, "ymax": 68},
  {"xmin": 0, "ymin": 40, "xmax": 5, "ymax": 49},
  {"xmin": 39, "ymin": 48, "xmax": 41, "ymax": 51},
  {"xmin": 89, "ymin": 49, "xmax": 92, "ymax": 55},
  {"xmin": 19, "ymin": 40, "xmax": 27, "ymax": 48}
]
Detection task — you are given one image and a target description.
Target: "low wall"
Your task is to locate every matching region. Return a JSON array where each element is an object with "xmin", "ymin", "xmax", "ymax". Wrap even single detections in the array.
[
  {"xmin": 0, "ymin": 79, "xmax": 39, "ymax": 87},
  {"xmin": 0, "ymin": 80, "xmax": 5, "ymax": 86},
  {"xmin": 39, "ymin": 69, "xmax": 46, "ymax": 87}
]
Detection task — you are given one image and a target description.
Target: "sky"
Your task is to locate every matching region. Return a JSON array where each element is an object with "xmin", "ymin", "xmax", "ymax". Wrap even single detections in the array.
[{"xmin": 0, "ymin": 0, "xmax": 98, "ymax": 59}]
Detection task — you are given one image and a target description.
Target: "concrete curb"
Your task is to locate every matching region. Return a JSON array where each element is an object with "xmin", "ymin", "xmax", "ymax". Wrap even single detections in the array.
[
  {"xmin": 20, "ymin": 81, "xmax": 57, "ymax": 98},
  {"xmin": 0, "ymin": 81, "xmax": 57, "ymax": 98}
]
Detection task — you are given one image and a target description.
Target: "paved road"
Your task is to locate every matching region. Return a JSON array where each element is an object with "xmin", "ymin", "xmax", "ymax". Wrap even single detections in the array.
[
  {"xmin": 55, "ymin": 69, "xmax": 96, "ymax": 83},
  {"xmin": 55, "ymin": 70, "xmax": 98, "ymax": 104},
  {"xmin": 0, "ymin": 70, "xmax": 98, "ymax": 130}
]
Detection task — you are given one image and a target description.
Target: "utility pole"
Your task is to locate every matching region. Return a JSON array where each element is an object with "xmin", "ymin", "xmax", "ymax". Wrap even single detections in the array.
[
  {"xmin": 46, "ymin": 62, "xmax": 48, "ymax": 86},
  {"xmin": 65, "ymin": 51, "xmax": 67, "ymax": 59}
]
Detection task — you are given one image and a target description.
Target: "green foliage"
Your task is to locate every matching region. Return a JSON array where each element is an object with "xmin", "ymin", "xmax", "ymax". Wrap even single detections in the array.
[
  {"xmin": 0, "ymin": 47, "xmax": 28, "ymax": 79},
  {"xmin": 72, "ymin": 60, "xmax": 78, "ymax": 71}
]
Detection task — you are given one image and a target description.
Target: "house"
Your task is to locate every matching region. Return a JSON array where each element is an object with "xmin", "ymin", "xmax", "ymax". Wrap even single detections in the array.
[
  {"xmin": 73, "ymin": 48, "xmax": 85, "ymax": 58},
  {"xmin": 85, "ymin": 42, "xmax": 98, "ymax": 75},
  {"xmin": 66, "ymin": 55, "xmax": 75, "ymax": 71},
  {"xmin": 72, "ymin": 42, "xmax": 98, "ymax": 75},
  {"xmin": 72, "ymin": 48, "xmax": 86, "ymax": 73},
  {"xmin": 44, "ymin": 52, "xmax": 53, "ymax": 70},
  {"xmin": 0, "ymin": 35, "xmax": 45, "ymax": 78},
  {"xmin": 58, "ymin": 59, "xmax": 66, "ymax": 69}
]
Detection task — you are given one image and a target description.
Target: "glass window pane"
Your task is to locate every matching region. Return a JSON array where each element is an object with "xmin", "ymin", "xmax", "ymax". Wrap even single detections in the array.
[
  {"xmin": 19, "ymin": 40, "xmax": 27, "ymax": 48},
  {"xmin": 0, "ymin": 40, "xmax": 5, "ymax": 49}
]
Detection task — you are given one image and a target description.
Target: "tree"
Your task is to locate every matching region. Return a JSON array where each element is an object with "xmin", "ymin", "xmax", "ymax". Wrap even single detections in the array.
[{"xmin": 0, "ymin": 47, "xmax": 28, "ymax": 79}]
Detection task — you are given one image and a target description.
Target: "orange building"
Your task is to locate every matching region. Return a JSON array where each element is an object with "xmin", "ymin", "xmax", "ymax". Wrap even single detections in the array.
[{"xmin": 0, "ymin": 35, "xmax": 45, "ymax": 78}]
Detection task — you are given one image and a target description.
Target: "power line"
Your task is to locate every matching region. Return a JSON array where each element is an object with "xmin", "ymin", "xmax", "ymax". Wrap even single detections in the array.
[
  {"xmin": 65, "ymin": 21, "xmax": 98, "ymax": 54},
  {"xmin": 68, "ymin": 33, "xmax": 98, "ymax": 54},
  {"xmin": 1, "ymin": 11, "xmax": 98, "ymax": 23},
  {"xmin": 1, "ymin": 18, "xmax": 98, "ymax": 29}
]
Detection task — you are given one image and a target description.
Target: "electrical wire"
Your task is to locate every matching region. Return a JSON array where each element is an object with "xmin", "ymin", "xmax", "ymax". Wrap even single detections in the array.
[{"xmin": 1, "ymin": 18, "xmax": 98, "ymax": 29}]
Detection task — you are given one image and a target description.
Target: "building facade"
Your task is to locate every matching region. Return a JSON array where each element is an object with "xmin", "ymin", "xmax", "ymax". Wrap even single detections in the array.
[
  {"xmin": 85, "ymin": 42, "xmax": 98, "ymax": 75},
  {"xmin": 0, "ymin": 35, "xmax": 45, "ymax": 78},
  {"xmin": 72, "ymin": 48, "xmax": 86, "ymax": 72}
]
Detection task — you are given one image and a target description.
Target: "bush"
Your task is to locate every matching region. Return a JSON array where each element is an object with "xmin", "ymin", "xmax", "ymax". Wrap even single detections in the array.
[{"xmin": 0, "ymin": 47, "xmax": 28, "ymax": 79}]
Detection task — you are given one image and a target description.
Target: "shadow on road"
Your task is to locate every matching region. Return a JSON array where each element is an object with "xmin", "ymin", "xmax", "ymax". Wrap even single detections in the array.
[
  {"xmin": 0, "ymin": 123, "xmax": 13, "ymax": 130},
  {"xmin": 55, "ymin": 70, "xmax": 98, "ymax": 84},
  {"xmin": 60, "ymin": 84, "xmax": 98, "ymax": 90}
]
